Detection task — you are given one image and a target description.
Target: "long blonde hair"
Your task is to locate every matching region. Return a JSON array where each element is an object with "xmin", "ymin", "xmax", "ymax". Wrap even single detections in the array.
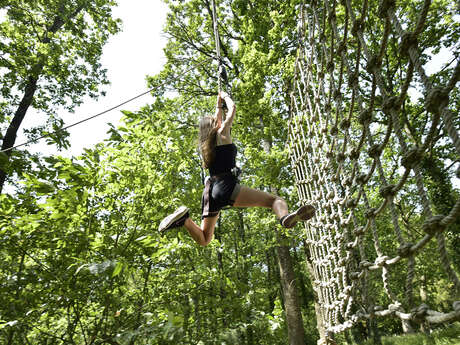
[{"xmin": 199, "ymin": 116, "xmax": 218, "ymax": 168}]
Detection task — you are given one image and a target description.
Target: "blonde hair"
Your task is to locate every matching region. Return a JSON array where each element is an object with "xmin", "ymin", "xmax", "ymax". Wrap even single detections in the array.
[{"xmin": 199, "ymin": 116, "xmax": 218, "ymax": 168}]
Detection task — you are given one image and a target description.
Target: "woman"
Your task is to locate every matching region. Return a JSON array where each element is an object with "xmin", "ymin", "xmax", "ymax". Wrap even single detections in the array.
[{"xmin": 158, "ymin": 91, "xmax": 315, "ymax": 246}]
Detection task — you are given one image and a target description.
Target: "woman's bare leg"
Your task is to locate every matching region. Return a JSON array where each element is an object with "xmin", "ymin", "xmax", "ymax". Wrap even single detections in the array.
[
  {"xmin": 233, "ymin": 185, "xmax": 289, "ymax": 219},
  {"xmin": 184, "ymin": 215, "xmax": 219, "ymax": 246}
]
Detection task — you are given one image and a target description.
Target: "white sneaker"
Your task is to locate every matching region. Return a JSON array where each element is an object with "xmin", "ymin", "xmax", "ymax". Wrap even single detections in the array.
[
  {"xmin": 158, "ymin": 206, "xmax": 189, "ymax": 233},
  {"xmin": 282, "ymin": 205, "xmax": 315, "ymax": 228}
]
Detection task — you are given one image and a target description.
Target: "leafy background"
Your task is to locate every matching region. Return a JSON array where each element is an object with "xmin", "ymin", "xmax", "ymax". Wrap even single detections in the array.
[{"xmin": 0, "ymin": 0, "xmax": 458, "ymax": 344}]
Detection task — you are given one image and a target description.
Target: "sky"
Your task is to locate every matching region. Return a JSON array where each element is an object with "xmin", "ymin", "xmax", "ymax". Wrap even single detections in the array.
[{"xmin": 21, "ymin": 0, "xmax": 168, "ymax": 157}]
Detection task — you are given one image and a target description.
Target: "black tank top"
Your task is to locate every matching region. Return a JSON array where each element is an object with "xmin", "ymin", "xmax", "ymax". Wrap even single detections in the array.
[{"xmin": 209, "ymin": 143, "xmax": 237, "ymax": 175}]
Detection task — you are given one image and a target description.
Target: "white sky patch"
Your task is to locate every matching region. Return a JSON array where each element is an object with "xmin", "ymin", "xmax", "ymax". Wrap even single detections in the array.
[
  {"xmin": 18, "ymin": 0, "xmax": 168, "ymax": 157},
  {"xmin": 407, "ymin": 46, "xmax": 455, "ymax": 103},
  {"xmin": 425, "ymin": 47, "xmax": 455, "ymax": 75}
]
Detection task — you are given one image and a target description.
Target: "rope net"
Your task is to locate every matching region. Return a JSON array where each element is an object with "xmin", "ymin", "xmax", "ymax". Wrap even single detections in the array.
[{"xmin": 289, "ymin": 0, "xmax": 459, "ymax": 336}]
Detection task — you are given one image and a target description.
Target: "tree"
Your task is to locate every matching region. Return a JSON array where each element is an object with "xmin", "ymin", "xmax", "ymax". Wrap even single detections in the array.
[{"xmin": 0, "ymin": 0, "xmax": 120, "ymax": 192}]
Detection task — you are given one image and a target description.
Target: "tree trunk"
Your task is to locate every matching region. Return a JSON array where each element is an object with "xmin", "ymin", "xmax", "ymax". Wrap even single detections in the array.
[
  {"xmin": 302, "ymin": 239, "xmax": 328, "ymax": 344},
  {"xmin": 313, "ymin": 296, "xmax": 327, "ymax": 344},
  {"xmin": 259, "ymin": 115, "xmax": 306, "ymax": 344},
  {"xmin": 277, "ymin": 242, "xmax": 307, "ymax": 345},
  {"xmin": 292, "ymin": 246, "xmax": 313, "ymax": 309},
  {"xmin": 0, "ymin": 75, "xmax": 39, "ymax": 192}
]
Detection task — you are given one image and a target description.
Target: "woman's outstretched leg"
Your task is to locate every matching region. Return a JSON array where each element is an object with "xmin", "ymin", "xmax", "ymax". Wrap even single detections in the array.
[
  {"xmin": 184, "ymin": 215, "xmax": 219, "ymax": 246},
  {"xmin": 233, "ymin": 185, "xmax": 314, "ymax": 227},
  {"xmin": 158, "ymin": 206, "xmax": 219, "ymax": 246},
  {"xmin": 233, "ymin": 186, "xmax": 288, "ymax": 218}
]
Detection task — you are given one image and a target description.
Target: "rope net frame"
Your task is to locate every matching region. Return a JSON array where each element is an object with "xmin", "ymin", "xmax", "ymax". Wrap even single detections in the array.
[{"xmin": 289, "ymin": 0, "xmax": 460, "ymax": 336}]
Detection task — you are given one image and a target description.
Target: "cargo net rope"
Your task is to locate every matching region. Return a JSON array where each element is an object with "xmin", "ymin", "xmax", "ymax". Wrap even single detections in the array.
[{"xmin": 288, "ymin": 0, "xmax": 460, "ymax": 336}]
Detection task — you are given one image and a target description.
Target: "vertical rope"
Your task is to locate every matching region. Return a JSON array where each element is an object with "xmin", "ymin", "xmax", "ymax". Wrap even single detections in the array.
[
  {"xmin": 210, "ymin": 0, "xmax": 230, "ymax": 121},
  {"xmin": 211, "ymin": 0, "xmax": 222, "ymax": 92}
]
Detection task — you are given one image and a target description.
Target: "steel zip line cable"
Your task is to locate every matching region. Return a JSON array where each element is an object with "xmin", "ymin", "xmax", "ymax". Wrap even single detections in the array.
[{"xmin": 0, "ymin": 60, "xmax": 210, "ymax": 154}]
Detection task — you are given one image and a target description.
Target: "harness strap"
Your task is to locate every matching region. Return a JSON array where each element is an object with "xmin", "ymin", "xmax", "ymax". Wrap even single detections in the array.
[{"xmin": 210, "ymin": 167, "xmax": 241, "ymax": 182}]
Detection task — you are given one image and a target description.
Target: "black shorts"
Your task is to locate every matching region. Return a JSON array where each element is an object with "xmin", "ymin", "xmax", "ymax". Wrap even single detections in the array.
[{"xmin": 201, "ymin": 175, "xmax": 241, "ymax": 219}]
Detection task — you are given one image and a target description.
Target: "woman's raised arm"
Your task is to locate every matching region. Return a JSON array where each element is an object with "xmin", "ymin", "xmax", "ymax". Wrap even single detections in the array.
[
  {"xmin": 214, "ymin": 93, "xmax": 224, "ymax": 127},
  {"xmin": 219, "ymin": 91, "xmax": 236, "ymax": 133}
]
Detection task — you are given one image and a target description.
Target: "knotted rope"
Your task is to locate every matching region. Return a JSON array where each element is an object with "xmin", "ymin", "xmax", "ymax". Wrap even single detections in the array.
[{"xmin": 289, "ymin": 0, "xmax": 460, "ymax": 336}]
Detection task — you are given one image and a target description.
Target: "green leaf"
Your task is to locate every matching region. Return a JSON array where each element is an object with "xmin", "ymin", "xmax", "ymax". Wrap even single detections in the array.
[
  {"xmin": 34, "ymin": 181, "xmax": 55, "ymax": 194},
  {"xmin": 112, "ymin": 261, "xmax": 123, "ymax": 277}
]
